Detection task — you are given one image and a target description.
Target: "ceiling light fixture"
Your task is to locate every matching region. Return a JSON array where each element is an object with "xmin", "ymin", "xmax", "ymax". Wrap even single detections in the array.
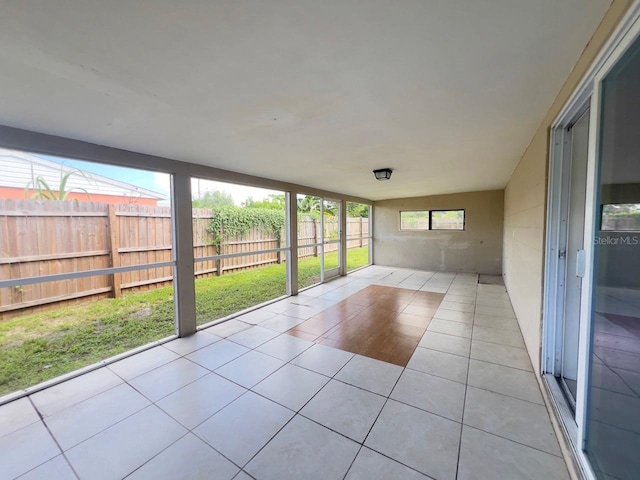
[{"xmin": 373, "ymin": 168, "xmax": 392, "ymax": 181}]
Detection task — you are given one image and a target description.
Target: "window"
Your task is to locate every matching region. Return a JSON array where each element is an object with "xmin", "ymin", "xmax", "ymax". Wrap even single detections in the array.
[
  {"xmin": 601, "ymin": 203, "xmax": 640, "ymax": 231},
  {"xmin": 431, "ymin": 210, "xmax": 465, "ymax": 230},
  {"xmin": 400, "ymin": 211, "xmax": 430, "ymax": 230},
  {"xmin": 400, "ymin": 210, "xmax": 465, "ymax": 231}
]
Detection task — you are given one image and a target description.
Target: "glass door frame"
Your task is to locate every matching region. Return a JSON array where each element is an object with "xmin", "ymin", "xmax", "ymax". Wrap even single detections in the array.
[
  {"xmin": 545, "ymin": 104, "xmax": 590, "ymax": 411},
  {"xmin": 543, "ymin": 6, "xmax": 640, "ymax": 479},
  {"xmin": 544, "ymin": 100, "xmax": 591, "ymax": 453}
]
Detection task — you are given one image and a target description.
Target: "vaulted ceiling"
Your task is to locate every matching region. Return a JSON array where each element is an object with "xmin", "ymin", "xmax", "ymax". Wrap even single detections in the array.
[{"xmin": 0, "ymin": 0, "xmax": 611, "ymax": 200}]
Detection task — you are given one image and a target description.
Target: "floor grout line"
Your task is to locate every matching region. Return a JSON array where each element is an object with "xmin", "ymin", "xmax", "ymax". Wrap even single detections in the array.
[
  {"xmin": 454, "ymin": 279, "xmax": 476, "ymax": 480},
  {"xmin": 22, "ymin": 396, "xmax": 82, "ymax": 480},
  {"xmin": 461, "ymin": 424, "xmax": 566, "ymax": 459},
  {"xmin": 123, "ymin": 430, "xmax": 192, "ymax": 478}
]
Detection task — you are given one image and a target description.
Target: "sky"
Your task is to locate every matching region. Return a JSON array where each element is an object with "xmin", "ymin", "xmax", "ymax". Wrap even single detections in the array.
[{"xmin": 39, "ymin": 153, "xmax": 282, "ymax": 205}]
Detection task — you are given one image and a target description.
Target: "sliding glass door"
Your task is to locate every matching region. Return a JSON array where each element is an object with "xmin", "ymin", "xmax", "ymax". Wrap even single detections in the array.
[
  {"xmin": 321, "ymin": 198, "xmax": 342, "ymax": 282},
  {"xmin": 584, "ymin": 35, "xmax": 640, "ymax": 480},
  {"xmin": 296, "ymin": 195, "xmax": 345, "ymax": 289},
  {"xmin": 546, "ymin": 24, "xmax": 640, "ymax": 480},
  {"xmin": 560, "ymin": 108, "xmax": 590, "ymax": 405}
]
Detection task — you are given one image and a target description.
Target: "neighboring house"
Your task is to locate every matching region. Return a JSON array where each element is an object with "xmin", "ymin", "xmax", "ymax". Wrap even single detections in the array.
[{"xmin": 0, "ymin": 148, "xmax": 165, "ymax": 206}]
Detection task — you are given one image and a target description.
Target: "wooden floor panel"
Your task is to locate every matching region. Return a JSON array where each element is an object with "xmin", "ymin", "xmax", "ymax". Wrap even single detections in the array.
[{"xmin": 286, "ymin": 285, "xmax": 444, "ymax": 366}]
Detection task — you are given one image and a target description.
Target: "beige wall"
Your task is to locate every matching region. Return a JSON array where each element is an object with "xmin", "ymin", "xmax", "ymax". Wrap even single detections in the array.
[
  {"xmin": 373, "ymin": 190, "xmax": 504, "ymax": 274},
  {"xmin": 503, "ymin": 0, "xmax": 632, "ymax": 370}
]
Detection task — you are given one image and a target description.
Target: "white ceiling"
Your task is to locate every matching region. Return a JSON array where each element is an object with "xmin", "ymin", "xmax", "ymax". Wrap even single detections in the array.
[{"xmin": 0, "ymin": 0, "xmax": 611, "ymax": 201}]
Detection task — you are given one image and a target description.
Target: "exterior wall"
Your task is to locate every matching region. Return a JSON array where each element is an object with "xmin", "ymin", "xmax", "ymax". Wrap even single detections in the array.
[
  {"xmin": 373, "ymin": 190, "xmax": 504, "ymax": 274},
  {"xmin": 0, "ymin": 186, "xmax": 159, "ymax": 206},
  {"xmin": 0, "ymin": 149, "xmax": 165, "ymax": 203},
  {"xmin": 503, "ymin": 0, "xmax": 632, "ymax": 370}
]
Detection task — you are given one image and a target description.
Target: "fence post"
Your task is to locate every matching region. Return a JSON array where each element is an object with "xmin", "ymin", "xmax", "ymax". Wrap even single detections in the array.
[
  {"xmin": 359, "ymin": 217, "xmax": 363, "ymax": 247},
  {"xmin": 107, "ymin": 204, "xmax": 122, "ymax": 298},
  {"xmin": 313, "ymin": 219, "xmax": 318, "ymax": 257},
  {"xmin": 216, "ymin": 224, "xmax": 223, "ymax": 276},
  {"xmin": 277, "ymin": 237, "xmax": 283, "ymax": 264}
]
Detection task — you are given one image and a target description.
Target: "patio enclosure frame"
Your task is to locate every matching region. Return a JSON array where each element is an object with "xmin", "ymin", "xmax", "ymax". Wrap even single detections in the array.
[{"xmin": 0, "ymin": 126, "xmax": 372, "ymax": 402}]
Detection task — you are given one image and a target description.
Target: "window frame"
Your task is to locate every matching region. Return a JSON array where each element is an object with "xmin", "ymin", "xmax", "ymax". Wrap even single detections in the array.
[
  {"xmin": 399, "ymin": 209, "xmax": 466, "ymax": 231},
  {"xmin": 399, "ymin": 210, "xmax": 431, "ymax": 231},
  {"xmin": 430, "ymin": 209, "xmax": 466, "ymax": 231}
]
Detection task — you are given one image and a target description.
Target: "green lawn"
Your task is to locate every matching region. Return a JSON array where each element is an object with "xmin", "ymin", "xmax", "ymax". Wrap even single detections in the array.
[{"xmin": 0, "ymin": 247, "xmax": 369, "ymax": 396}]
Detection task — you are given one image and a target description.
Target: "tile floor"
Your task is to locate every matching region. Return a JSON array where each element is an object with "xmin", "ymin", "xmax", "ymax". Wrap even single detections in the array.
[
  {"xmin": 288, "ymin": 285, "xmax": 444, "ymax": 366},
  {"xmin": 0, "ymin": 266, "xmax": 569, "ymax": 480}
]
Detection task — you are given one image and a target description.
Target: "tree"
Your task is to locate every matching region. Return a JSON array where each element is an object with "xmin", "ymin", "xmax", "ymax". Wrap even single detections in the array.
[
  {"xmin": 297, "ymin": 195, "xmax": 321, "ymax": 216},
  {"xmin": 347, "ymin": 202, "xmax": 370, "ymax": 218},
  {"xmin": 322, "ymin": 201, "xmax": 337, "ymax": 217},
  {"xmin": 192, "ymin": 190, "xmax": 235, "ymax": 209},
  {"xmin": 242, "ymin": 194, "xmax": 286, "ymax": 210},
  {"xmin": 297, "ymin": 196, "xmax": 339, "ymax": 217}
]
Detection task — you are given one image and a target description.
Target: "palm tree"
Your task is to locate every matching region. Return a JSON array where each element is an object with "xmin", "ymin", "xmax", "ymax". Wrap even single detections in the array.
[{"xmin": 297, "ymin": 195, "xmax": 321, "ymax": 215}]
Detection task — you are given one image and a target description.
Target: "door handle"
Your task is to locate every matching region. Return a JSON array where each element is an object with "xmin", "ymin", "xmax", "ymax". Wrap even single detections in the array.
[{"xmin": 576, "ymin": 249, "xmax": 586, "ymax": 278}]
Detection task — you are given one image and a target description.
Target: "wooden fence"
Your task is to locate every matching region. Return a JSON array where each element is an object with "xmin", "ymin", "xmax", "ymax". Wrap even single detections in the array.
[{"xmin": 0, "ymin": 200, "xmax": 369, "ymax": 316}]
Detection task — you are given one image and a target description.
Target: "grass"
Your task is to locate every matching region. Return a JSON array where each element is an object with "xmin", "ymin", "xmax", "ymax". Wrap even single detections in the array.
[{"xmin": 0, "ymin": 247, "xmax": 369, "ymax": 396}]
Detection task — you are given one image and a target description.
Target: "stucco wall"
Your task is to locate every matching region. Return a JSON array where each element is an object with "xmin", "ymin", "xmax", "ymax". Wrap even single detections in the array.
[
  {"xmin": 373, "ymin": 190, "xmax": 504, "ymax": 274},
  {"xmin": 503, "ymin": 0, "xmax": 632, "ymax": 371}
]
